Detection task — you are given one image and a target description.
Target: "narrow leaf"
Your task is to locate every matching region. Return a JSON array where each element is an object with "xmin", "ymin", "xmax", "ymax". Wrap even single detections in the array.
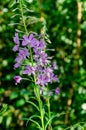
[
  {"xmin": 11, "ymin": 14, "xmax": 21, "ymax": 18},
  {"xmin": 28, "ymin": 119, "xmax": 42, "ymax": 130},
  {"xmin": 12, "ymin": 8, "xmax": 19, "ymax": 12},
  {"xmin": 45, "ymin": 112, "xmax": 65, "ymax": 129},
  {"xmin": 26, "ymin": 101, "xmax": 39, "ymax": 111}
]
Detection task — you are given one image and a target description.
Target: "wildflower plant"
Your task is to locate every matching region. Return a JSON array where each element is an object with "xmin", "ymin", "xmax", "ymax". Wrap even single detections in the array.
[{"xmin": 12, "ymin": 0, "xmax": 60, "ymax": 129}]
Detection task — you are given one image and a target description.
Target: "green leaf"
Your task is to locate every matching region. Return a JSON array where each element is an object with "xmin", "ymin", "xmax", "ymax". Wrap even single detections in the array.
[
  {"xmin": 26, "ymin": 101, "xmax": 39, "ymax": 111},
  {"xmin": 10, "ymin": 92, "xmax": 18, "ymax": 100},
  {"xmin": 28, "ymin": 119, "xmax": 42, "ymax": 130},
  {"xmin": 22, "ymin": 115, "xmax": 40, "ymax": 126},
  {"xmin": 31, "ymin": 119, "xmax": 42, "ymax": 130},
  {"xmin": 16, "ymin": 99, "xmax": 25, "ymax": 107},
  {"xmin": 6, "ymin": 116, "xmax": 12, "ymax": 128},
  {"xmin": 11, "ymin": 14, "xmax": 21, "ymax": 18},
  {"xmin": 45, "ymin": 112, "xmax": 65, "ymax": 129},
  {"xmin": 0, "ymin": 104, "xmax": 8, "ymax": 115}
]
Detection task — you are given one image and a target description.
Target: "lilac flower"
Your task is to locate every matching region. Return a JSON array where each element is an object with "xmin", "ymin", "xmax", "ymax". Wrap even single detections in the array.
[
  {"xmin": 31, "ymin": 38, "xmax": 40, "ymax": 48},
  {"xmin": 34, "ymin": 52, "xmax": 50, "ymax": 66},
  {"xmin": 36, "ymin": 74, "xmax": 48, "ymax": 86},
  {"xmin": 15, "ymin": 55, "xmax": 23, "ymax": 63},
  {"xmin": 14, "ymin": 62, "xmax": 21, "ymax": 69},
  {"xmin": 13, "ymin": 32, "xmax": 59, "ymax": 93},
  {"xmin": 22, "ymin": 34, "xmax": 34, "ymax": 46},
  {"xmin": 14, "ymin": 48, "xmax": 29, "ymax": 69},
  {"xmin": 50, "ymin": 73, "xmax": 59, "ymax": 83},
  {"xmin": 23, "ymin": 65, "xmax": 35, "ymax": 75},
  {"xmin": 39, "ymin": 39, "xmax": 46, "ymax": 50},
  {"xmin": 36, "ymin": 65, "xmax": 43, "ymax": 72},
  {"xmin": 55, "ymin": 87, "xmax": 60, "ymax": 94},
  {"xmin": 18, "ymin": 47, "xmax": 29, "ymax": 59},
  {"xmin": 53, "ymin": 61, "xmax": 58, "ymax": 70},
  {"xmin": 13, "ymin": 33, "xmax": 20, "ymax": 52},
  {"xmin": 32, "ymin": 38, "xmax": 46, "ymax": 50},
  {"xmin": 13, "ymin": 45, "xmax": 19, "ymax": 52},
  {"xmin": 14, "ymin": 76, "xmax": 22, "ymax": 84},
  {"xmin": 13, "ymin": 33, "xmax": 20, "ymax": 45}
]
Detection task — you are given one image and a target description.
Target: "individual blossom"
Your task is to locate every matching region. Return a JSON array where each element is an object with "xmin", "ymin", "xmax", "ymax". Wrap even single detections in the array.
[
  {"xmin": 14, "ymin": 62, "xmax": 21, "ymax": 69},
  {"xmin": 53, "ymin": 61, "xmax": 58, "ymax": 70},
  {"xmin": 14, "ymin": 47, "xmax": 29, "ymax": 69},
  {"xmin": 22, "ymin": 34, "xmax": 34, "ymax": 46},
  {"xmin": 34, "ymin": 51, "xmax": 50, "ymax": 66},
  {"xmin": 36, "ymin": 73, "xmax": 49, "ymax": 86},
  {"xmin": 13, "ymin": 33, "xmax": 20, "ymax": 52},
  {"xmin": 18, "ymin": 47, "xmax": 29, "ymax": 59},
  {"xmin": 23, "ymin": 65, "xmax": 35, "ymax": 75},
  {"xmin": 55, "ymin": 87, "xmax": 60, "ymax": 94},
  {"xmin": 33, "ymin": 38, "xmax": 46, "ymax": 50},
  {"xmin": 14, "ymin": 76, "xmax": 22, "ymax": 84}
]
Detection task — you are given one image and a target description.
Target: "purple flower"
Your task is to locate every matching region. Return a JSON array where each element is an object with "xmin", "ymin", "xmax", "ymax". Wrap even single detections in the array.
[
  {"xmin": 13, "ymin": 33, "xmax": 20, "ymax": 52},
  {"xmin": 36, "ymin": 65, "xmax": 43, "ymax": 72},
  {"xmin": 15, "ymin": 55, "xmax": 23, "ymax": 63},
  {"xmin": 23, "ymin": 65, "xmax": 35, "ymax": 75},
  {"xmin": 31, "ymin": 38, "xmax": 39, "ymax": 48},
  {"xmin": 53, "ymin": 61, "xmax": 58, "ymax": 70},
  {"xmin": 13, "ymin": 32, "xmax": 59, "ymax": 91},
  {"xmin": 34, "ymin": 52, "xmax": 50, "ymax": 66},
  {"xmin": 18, "ymin": 48, "xmax": 29, "ymax": 59},
  {"xmin": 39, "ymin": 39, "xmax": 46, "ymax": 50},
  {"xmin": 14, "ymin": 76, "xmax": 22, "ymax": 84},
  {"xmin": 55, "ymin": 87, "xmax": 60, "ymax": 94},
  {"xmin": 14, "ymin": 48, "xmax": 29, "ymax": 69},
  {"xmin": 51, "ymin": 74, "xmax": 59, "ymax": 83},
  {"xmin": 22, "ymin": 34, "xmax": 34, "ymax": 46},
  {"xmin": 13, "ymin": 45, "xmax": 19, "ymax": 52},
  {"xmin": 32, "ymin": 38, "xmax": 46, "ymax": 50},
  {"xmin": 13, "ymin": 33, "xmax": 20, "ymax": 45},
  {"xmin": 36, "ymin": 74, "xmax": 48, "ymax": 86},
  {"xmin": 14, "ymin": 62, "xmax": 21, "ymax": 69}
]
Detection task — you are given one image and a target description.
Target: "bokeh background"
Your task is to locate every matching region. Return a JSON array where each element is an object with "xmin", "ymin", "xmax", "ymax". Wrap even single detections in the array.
[{"xmin": 0, "ymin": 0, "xmax": 86, "ymax": 129}]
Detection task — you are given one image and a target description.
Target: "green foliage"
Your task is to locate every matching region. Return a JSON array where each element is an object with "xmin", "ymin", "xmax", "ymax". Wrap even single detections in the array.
[{"xmin": 0, "ymin": 0, "xmax": 86, "ymax": 129}]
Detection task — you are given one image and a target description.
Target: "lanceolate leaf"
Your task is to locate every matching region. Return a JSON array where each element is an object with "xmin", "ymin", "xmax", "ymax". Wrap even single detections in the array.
[
  {"xmin": 0, "ymin": 104, "xmax": 8, "ymax": 115},
  {"xmin": 22, "ymin": 115, "xmax": 41, "ymax": 127},
  {"xmin": 28, "ymin": 119, "xmax": 42, "ymax": 130},
  {"xmin": 45, "ymin": 112, "xmax": 65, "ymax": 129},
  {"xmin": 26, "ymin": 100, "xmax": 39, "ymax": 111}
]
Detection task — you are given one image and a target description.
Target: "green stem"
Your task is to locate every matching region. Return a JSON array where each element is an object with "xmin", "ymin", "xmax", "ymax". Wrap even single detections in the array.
[
  {"xmin": 19, "ymin": 0, "xmax": 28, "ymax": 35},
  {"xmin": 34, "ymin": 86, "xmax": 45, "ymax": 130},
  {"xmin": 47, "ymin": 96, "xmax": 52, "ymax": 130},
  {"xmin": 38, "ymin": 88, "xmax": 45, "ymax": 130}
]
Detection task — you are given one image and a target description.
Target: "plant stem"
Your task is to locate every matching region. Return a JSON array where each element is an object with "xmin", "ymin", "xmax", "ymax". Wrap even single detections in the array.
[
  {"xmin": 34, "ymin": 86, "xmax": 45, "ymax": 130},
  {"xmin": 47, "ymin": 96, "xmax": 52, "ymax": 130},
  {"xmin": 19, "ymin": 0, "xmax": 28, "ymax": 35}
]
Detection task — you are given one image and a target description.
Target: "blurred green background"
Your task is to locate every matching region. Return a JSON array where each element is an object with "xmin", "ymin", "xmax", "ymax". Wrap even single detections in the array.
[{"xmin": 0, "ymin": 0, "xmax": 86, "ymax": 129}]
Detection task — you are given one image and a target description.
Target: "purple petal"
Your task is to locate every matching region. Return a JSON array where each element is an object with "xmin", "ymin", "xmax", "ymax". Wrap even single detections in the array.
[
  {"xmin": 13, "ymin": 45, "xmax": 19, "ymax": 52},
  {"xmin": 13, "ymin": 33, "xmax": 20, "ymax": 45},
  {"xmin": 55, "ymin": 87, "xmax": 60, "ymax": 94},
  {"xmin": 14, "ymin": 76, "xmax": 22, "ymax": 84},
  {"xmin": 14, "ymin": 63, "xmax": 21, "ymax": 69}
]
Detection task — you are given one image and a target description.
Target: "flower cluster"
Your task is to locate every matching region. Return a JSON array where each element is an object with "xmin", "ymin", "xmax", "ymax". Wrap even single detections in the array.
[{"xmin": 13, "ymin": 32, "xmax": 60, "ymax": 94}]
